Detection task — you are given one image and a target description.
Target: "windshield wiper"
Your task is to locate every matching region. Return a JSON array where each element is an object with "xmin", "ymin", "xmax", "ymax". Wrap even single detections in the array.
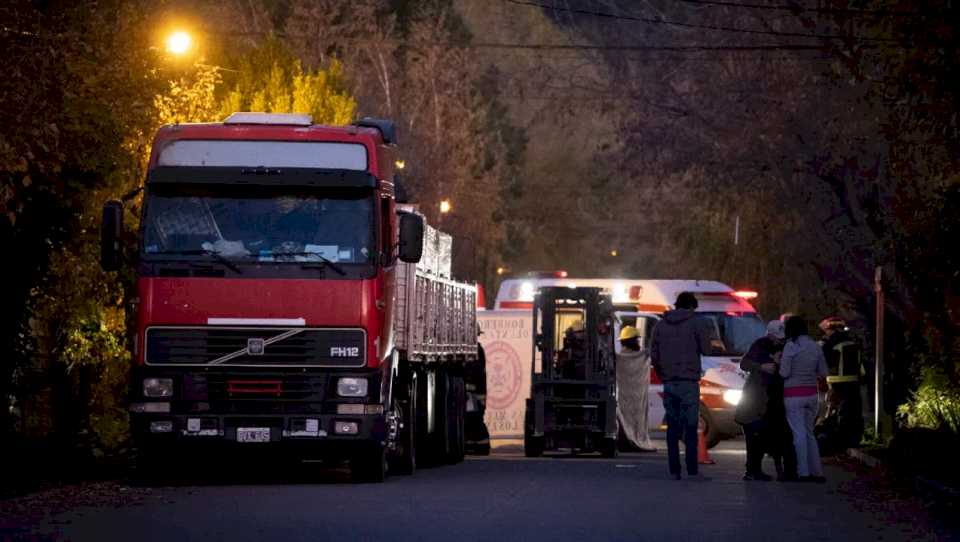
[
  {"xmin": 272, "ymin": 252, "xmax": 347, "ymax": 276},
  {"xmin": 149, "ymin": 249, "xmax": 244, "ymax": 274}
]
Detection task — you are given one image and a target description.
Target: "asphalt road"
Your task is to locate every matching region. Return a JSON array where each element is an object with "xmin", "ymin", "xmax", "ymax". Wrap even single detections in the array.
[{"xmin": 1, "ymin": 437, "xmax": 951, "ymax": 542}]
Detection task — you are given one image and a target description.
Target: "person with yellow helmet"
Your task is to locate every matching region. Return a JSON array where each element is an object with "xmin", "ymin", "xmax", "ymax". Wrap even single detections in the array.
[
  {"xmin": 616, "ymin": 325, "xmax": 657, "ymax": 452},
  {"xmin": 815, "ymin": 316, "xmax": 864, "ymax": 454}
]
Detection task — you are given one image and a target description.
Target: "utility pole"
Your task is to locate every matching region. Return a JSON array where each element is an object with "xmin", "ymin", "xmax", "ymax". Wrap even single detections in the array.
[{"xmin": 874, "ymin": 266, "xmax": 886, "ymax": 438}]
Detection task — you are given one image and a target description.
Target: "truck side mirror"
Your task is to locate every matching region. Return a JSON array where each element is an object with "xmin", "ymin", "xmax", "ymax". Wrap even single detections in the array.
[
  {"xmin": 101, "ymin": 200, "xmax": 123, "ymax": 271},
  {"xmin": 398, "ymin": 212, "xmax": 424, "ymax": 263}
]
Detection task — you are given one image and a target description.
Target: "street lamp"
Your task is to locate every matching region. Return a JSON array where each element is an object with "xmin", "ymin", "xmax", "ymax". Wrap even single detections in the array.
[
  {"xmin": 395, "ymin": 160, "xmax": 406, "ymax": 170},
  {"xmin": 610, "ymin": 249, "xmax": 619, "ymax": 257},
  {"xmin": 165, "ymin": 31, "xmax": 192, "ymax": 56},
  {"xmin": 440, "ymin": 199, "xmax": 452, "ymax": 215}
]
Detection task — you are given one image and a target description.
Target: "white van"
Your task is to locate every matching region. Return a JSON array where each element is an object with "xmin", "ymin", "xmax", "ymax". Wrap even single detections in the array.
[{"xmin": 489, "ymin": 274, "xmax": 764, "ymax": 446}]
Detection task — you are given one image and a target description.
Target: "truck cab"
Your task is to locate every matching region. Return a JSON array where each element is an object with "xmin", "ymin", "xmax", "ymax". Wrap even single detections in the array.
[{"xmin": 101, "ymin": 113, "xmax": 475, "ymax": 482}]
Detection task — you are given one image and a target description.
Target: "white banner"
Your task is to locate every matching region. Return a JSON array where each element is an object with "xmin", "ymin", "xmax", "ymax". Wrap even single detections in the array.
[{"xmin": 478, "ymin": 311, "xmax": 533, "ymax": 447}]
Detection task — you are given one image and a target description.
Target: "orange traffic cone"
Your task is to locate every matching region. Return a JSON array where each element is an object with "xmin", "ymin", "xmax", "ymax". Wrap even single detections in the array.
[{"xmin": 698, "ymin": 427, "xmax": 715, "ymax": 465}]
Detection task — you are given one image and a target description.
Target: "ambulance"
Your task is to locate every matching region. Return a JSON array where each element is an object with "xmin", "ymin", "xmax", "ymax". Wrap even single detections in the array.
[{"xmin": 482, "ymin": 273, "xmax": 764, "ymax": 447}]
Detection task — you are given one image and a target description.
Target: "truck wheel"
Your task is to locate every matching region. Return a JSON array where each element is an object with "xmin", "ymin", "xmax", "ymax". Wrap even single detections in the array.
[
  {"xmin": 446, "ymin": 375, "xmax": 466, "ymax": 464},
  {"xmin": 414, "ymin": 368, "xmax": 436, "ymax": 467},
  {"xmin": 390, "ymin": 376, "xmax": 417, "ymax": 476},
  {"xmin": 699, "ymin": 403, "xmax": 721, "ymax": 449},
  {"xmin": 129, "ymin": 444, "xmax": 168, "ymax": 486},
  {"xmin": 351, "ymin": 445, "xmax": 387, "ymax": 483}
]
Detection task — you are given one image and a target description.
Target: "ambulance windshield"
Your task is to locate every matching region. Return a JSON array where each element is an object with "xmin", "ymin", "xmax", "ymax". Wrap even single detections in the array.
[{"xmin": 700, "ymin": 312, "xmax": 766, "ymax": 357}]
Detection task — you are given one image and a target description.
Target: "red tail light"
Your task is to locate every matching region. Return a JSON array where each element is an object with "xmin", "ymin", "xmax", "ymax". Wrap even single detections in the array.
[{"xmin": 733, "ymin": 291, "xmax": 758, "ymax": 300}]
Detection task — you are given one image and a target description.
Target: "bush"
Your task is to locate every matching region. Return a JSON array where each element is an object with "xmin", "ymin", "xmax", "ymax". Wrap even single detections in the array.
[{"xmin": 897, "ymin": 365, "xmax": 960, "ymax": 435}]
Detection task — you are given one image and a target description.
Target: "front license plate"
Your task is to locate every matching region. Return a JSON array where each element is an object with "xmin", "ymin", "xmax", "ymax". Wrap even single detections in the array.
[{"xmin": 237, "ymin": 427, "xmax": 271, "ymax": 443}]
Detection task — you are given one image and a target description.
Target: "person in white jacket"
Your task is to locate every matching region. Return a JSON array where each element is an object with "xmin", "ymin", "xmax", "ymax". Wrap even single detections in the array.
[
  {"xmin": 616, "ymin": 326, "xmax": 656, "ymax": 452},
  {"xmin": 779, "ymin": 316, "xmax": 829, "ymax": 483}
]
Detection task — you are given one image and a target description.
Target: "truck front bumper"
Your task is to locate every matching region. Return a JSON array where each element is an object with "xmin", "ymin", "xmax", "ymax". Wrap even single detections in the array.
[
  {"xmin": 130, "ymin": 367, "xmax": 389, "ymax": 456},
  {"xmin": 130, "ymin": 410, "xmax": 388, "ymax": 456}
]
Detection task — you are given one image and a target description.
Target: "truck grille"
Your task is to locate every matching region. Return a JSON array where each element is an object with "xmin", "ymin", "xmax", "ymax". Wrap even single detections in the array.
[
  {"xmin": 180, "ymin": 372, "xmax": 327, "ymax": 414},
  {"xmin": 145, "ymin": 326, "xmax": 366, "ymax": 367},
  {"xmin": 190, "ymin": 373, "xmax": 325, "ymax": 401}
]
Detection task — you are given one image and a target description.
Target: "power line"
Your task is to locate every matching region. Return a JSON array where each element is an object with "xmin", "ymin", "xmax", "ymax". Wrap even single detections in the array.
[
  {"xmin": 675, "ymin": 0, "xmax": 938, "ymax": 17},
  {"xmin": 503, "ymin": 0, "xmax": 902, "ymax": 42},
  {"xmin": 206, "ymin": 28, "xmax": 831, "ymax": 53}
]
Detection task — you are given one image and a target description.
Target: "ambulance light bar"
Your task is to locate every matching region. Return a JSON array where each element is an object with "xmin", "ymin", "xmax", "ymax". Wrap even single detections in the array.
[{"xmin": 697, "ymin": 290, "xmax": 759, "ymax": 300}]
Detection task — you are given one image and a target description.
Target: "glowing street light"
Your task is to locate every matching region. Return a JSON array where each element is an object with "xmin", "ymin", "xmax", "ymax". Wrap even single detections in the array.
[
  {"xmin": 165, "ymin": 31, "xmax": 192, "ymax": 56},
  {"xmin": 395, "ymin": 159, "xmax": 406, "ymax": 170},
  {"xmin": 440, "ymin": 199, "xmax": 452, "ymax": 214},
  {"xmin": 610, "ymin": 249, "xmax": 619, "ymax": 257},
  {"xmin": 496, "ymin": 266, "xmax": 507, "ymax": 275}
]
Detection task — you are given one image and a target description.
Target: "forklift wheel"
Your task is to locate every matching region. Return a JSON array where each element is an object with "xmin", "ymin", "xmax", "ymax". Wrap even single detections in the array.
[
  {"xmin": 524, "ymin": 435, "xmax": 544, "ymax": 457},
  {"xmin": 600, "ymin": 437, "xmax": 618, "ymax": 458}
]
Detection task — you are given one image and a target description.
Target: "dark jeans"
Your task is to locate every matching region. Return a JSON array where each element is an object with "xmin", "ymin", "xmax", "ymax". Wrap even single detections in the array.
[
  {"xmin": 743, "ymin": 420, "xmax": 766, "ymax": 474},
  {"xmin": 663, "ymin": 380, "xmax": 700, "ymax": 476},
  {"xmin": 744, "ymin": 416, "xmax": 798, "ymax": 477}
]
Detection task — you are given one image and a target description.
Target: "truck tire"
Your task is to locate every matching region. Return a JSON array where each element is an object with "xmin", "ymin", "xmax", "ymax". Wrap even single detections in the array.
[
  {"xmin": 446, "ymin": 374, "xmax": 466, "ymax": 464},
  {"xmin": 129, "ymin": 444, "xmax": 169, "ymax": 486},
  {"xmin": 351, "ymin": 445, "xmax": 387, "ymax": 483},
  {"xmin": 699, "ymin": 403, "xmax": 721, "ymax": 449},
  {"xmin": 414, "ymin": 367, "xmax": 439, "ymax": 467},
  {"xmin": 389, "ymin": 374, "xmax": 417, "ymax": 475}
]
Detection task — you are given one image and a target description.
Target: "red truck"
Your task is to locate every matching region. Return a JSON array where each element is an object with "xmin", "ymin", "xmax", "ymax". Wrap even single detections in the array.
[{"xmin": 100, "ymin": 113, "xmax": 478, "ymax": 482}]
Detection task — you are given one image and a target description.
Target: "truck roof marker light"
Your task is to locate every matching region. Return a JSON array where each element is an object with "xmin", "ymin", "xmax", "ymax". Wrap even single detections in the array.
[
  {"xmin": 733, "ymin": 291, "xmax": 758, "ymax": 300},
  {"xmin": 223, "ymin": 112, "xmax": 313, "ymax": 126}
]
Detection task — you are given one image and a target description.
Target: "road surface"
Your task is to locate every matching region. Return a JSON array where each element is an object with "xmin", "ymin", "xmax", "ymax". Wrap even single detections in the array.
[{"xmin": 1, "ymin": 437, "xmax": 951, "ymax": 541}]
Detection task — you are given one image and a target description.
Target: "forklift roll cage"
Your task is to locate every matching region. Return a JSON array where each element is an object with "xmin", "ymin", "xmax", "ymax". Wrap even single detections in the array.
[{"xmin": 525, "ymin": 286, "xmax": 618, "ymax": 457}]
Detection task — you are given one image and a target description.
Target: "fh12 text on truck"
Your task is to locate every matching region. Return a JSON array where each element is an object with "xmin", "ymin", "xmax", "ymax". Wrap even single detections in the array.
[{"xmin": 101, "ymin": 113, "xmax": 480, "ymax": 482}]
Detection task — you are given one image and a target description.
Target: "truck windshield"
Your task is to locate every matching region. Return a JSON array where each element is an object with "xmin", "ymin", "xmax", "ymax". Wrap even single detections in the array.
[
  {"xmin": 700, "ymin": 312, "xmax": 766, "ymax": 357},
  {"xmin": 141, "ymin": 184, "xmax": 374, "ymax": 264}
]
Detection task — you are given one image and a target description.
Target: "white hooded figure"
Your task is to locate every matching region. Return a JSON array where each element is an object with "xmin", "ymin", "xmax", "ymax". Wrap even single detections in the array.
[{"xmin": 616, "ymin": 325, "xmax": 657, "ymax": 452}]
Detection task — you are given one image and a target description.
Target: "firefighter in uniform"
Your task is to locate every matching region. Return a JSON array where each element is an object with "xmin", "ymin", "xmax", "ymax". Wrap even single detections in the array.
[{"xmin": 815, "ymin": 317, "xmax": 864, "ymax": 453}]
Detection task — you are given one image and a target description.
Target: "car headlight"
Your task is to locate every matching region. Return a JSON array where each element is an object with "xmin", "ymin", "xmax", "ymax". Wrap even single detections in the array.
[
  {"xmin": 723, "ymin": 389, "xmax": 742, "ymax": 406},
  {"xmin": 337, "ymin": 377, "xmax": 368, "ymax": 397},
  {"xmin": 143, "ymin": 378, "xmax": 173, "ymax": 398}
]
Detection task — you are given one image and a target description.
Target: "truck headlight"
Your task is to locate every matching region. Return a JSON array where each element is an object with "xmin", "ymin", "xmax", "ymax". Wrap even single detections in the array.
[
  {"xmin": 143, "ymin": 378, "xmax": 173, "ymax": 398},
  {"xmin": 337, "ymin": 377, "xmax": 368, "ymax": 397},
  {"xmin": 723, "ymin": 389, "xmax": 742, "ymax": 406}
]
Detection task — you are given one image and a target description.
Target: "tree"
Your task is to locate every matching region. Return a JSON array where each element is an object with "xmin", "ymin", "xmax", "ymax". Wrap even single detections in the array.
[
  {"xmin": 0, "ymin": 0, "xmax": 167, "ymax": 456},
  {"xmin": 218, "ymin": 36, "xmax": 356, "ymax": 124}
]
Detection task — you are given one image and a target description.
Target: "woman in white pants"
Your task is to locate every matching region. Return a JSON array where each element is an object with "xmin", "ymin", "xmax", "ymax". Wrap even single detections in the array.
[{"xmin": 779, "ymin": 316, "xmax": 828, "ymax": 483}]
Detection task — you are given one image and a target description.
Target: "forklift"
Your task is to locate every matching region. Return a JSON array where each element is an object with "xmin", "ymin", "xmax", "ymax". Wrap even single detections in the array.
[{"xmin": 524, "ymin": 287, "xmax": 618, "ymax": 457}]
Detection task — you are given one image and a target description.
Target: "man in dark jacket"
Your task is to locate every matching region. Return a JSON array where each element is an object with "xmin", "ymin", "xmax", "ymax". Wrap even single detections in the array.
[{"xmin": 650, "ymin": 292, "xmax": 714, "ymax": 479}]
